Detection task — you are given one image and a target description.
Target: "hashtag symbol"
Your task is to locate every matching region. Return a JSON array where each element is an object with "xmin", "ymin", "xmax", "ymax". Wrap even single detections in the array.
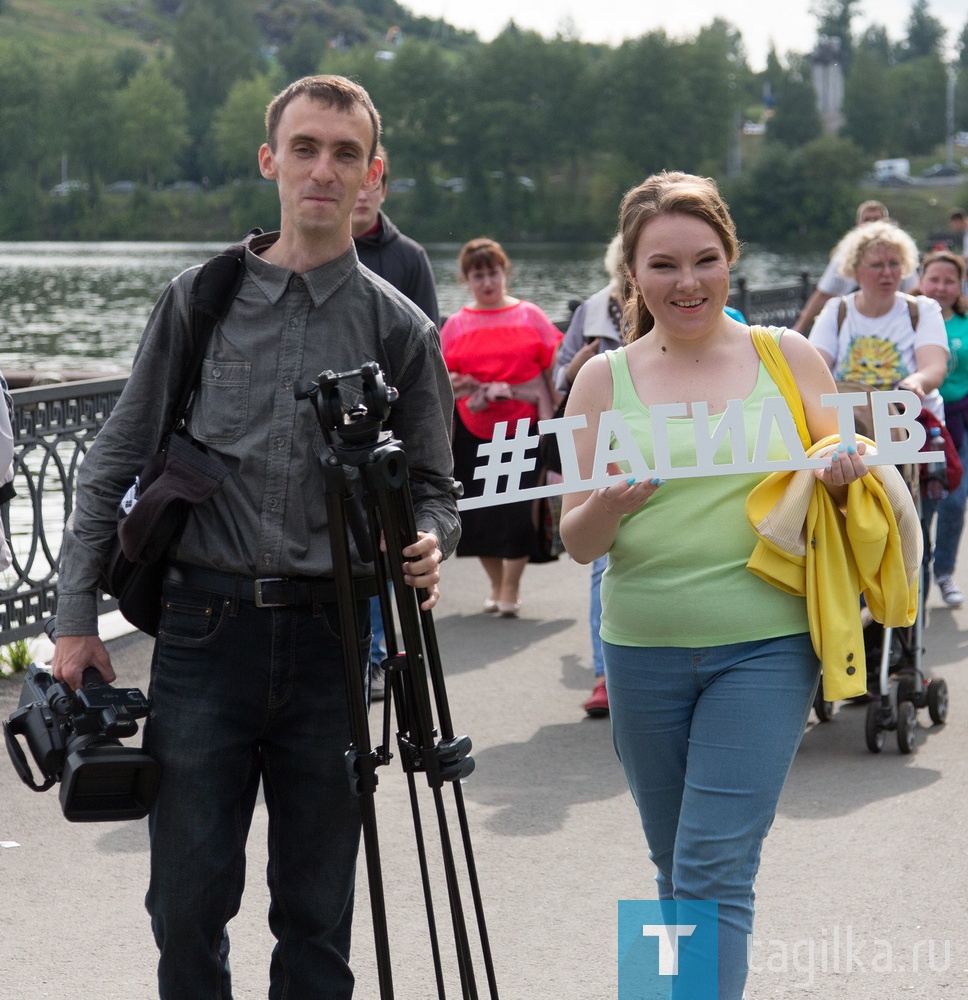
[{"xmin": 473, "ymin": 419, "xmax": 539, "ymax": 501}]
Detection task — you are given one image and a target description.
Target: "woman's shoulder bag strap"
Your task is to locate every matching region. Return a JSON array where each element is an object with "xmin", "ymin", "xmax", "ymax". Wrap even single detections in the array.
[{"xmin": 750, "ymin": 326, "xmax": 811, "ymax": 450}]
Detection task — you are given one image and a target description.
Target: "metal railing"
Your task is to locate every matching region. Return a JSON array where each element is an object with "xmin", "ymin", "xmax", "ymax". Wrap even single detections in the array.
[
  {"xmin": 1, "ymin": 377, "xmax": 126, "ymax": 643},
  {"xmin": 0, "ymin": 277, "xmax": 815, "ymax": 645}
]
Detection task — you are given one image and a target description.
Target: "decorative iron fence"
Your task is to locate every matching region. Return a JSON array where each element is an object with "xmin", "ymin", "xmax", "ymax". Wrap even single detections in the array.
[
  {"xmin": 1, "ymin": 377, "xmax": 126, "ymax": 643},
  {"xmin": 0, "ymin": 277, "xmax": 814, "ymax": 645}
]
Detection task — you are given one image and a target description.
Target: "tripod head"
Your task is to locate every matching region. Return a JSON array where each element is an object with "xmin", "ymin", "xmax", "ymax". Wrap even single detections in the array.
[{"xmin": 294, "ymin": 362, "xmax": 399, "ymax": 449}]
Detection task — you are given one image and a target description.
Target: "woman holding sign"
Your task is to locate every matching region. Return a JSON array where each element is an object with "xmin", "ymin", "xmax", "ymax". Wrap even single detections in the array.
[
  {"xmin": 441, "ymin": 238, "xmax": 562, "ymax": 617},
  {"xmin": 559, "ymin": 172, "xmax": 872, "ymax": 999}
]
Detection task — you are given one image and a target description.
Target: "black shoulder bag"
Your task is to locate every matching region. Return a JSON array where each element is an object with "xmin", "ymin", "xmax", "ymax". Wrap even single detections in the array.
[{"xmin": 99, "ymin": 230, "xmax": 261, "ymax": 635}]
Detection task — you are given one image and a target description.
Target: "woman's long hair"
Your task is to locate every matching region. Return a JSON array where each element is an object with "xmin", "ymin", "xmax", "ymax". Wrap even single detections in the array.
[{"xmin": 619, "ymin": 171, "xmax": 740, "ymax": 343}]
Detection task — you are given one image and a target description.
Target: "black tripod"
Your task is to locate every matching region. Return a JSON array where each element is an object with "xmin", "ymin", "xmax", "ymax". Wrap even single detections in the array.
[{"xmin": 295, "ymin": 363, "xmax": 499, "ymax": 1000}]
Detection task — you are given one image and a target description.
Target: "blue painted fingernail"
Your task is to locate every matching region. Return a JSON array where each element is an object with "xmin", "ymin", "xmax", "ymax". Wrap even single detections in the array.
[
  {"xmin": 627, "ymin": 478, "xmax": 637, "ymax": 486},
  {"xmin": 847, "ymin": 445, "xmax": 856, "ymax": 455},
  {"xmin": 837, "ymin": 443, "xmax": 845, "ymax": 453},
  {"xmin": 832, "ymin": 451, "xmax": 840, "ymax": 461}
]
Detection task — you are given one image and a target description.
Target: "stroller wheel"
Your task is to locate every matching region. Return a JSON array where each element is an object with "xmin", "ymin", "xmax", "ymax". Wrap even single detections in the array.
[
  {"xmin": 927, "ymin": 678, "xmax": 949, "ymax": 725},
  {"xmin": 865, "ymin": 703, "xmax": 885, "ymax": 753},
  {"xmin": 897, "ymin": 701, "xmax": 917, "ymax": 754}
]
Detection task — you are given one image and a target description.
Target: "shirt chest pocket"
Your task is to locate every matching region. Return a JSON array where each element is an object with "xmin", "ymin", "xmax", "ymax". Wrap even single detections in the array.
[{"xmin": 191, "ymin": 359, "xmax": 251, "ymax": 446}]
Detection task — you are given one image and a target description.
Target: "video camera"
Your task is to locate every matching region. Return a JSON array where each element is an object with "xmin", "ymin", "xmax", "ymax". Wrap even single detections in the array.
[{"xmin": 3, "ymin": 624, "xmax": 160, "ymax": 822}]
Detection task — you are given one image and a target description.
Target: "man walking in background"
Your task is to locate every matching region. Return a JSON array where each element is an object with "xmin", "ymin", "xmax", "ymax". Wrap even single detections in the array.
[{"xmin": 353, "ymin": 141, "xmax": 441, "ymax": 699}]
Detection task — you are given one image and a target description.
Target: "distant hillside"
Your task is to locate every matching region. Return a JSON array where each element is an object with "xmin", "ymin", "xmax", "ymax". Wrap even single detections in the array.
[{"xmin": 0, "ymin": 0, "xmax": 476, "ymax": 62}]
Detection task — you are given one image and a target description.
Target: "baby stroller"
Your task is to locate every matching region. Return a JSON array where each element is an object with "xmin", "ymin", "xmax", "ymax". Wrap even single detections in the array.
[{"xmin": 812, "ymin": 388, "xmax": 953, "ymax": 754}]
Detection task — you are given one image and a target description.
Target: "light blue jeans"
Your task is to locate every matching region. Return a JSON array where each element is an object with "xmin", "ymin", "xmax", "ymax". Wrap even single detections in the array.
[
  {"xmin": 604, "ymin": 633, "xmax": 819, "ymax": 1000},
  {"xmin": 930, "ymin": 435, "xmax": 968, "ymax": 578},
  {"xmin": 590, "ymin": 556, "xmax": 606, "ymax": 678}
]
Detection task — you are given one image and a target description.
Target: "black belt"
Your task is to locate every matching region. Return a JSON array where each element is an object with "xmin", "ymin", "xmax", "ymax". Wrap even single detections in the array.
[{"xmin": 164, "ymin": 563, "xmax": 375, "ymax": 607}]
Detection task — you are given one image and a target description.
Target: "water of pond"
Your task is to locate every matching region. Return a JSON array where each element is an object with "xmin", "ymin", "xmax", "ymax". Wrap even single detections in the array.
[{"xmin": 0, "ymin": 241, "xmax": 829, "ymax": 375}]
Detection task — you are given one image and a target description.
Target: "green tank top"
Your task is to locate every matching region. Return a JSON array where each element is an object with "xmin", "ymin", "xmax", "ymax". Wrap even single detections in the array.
[{"xmin": 600, "ymin": 341, "xmax": 809, "ymax": 648}]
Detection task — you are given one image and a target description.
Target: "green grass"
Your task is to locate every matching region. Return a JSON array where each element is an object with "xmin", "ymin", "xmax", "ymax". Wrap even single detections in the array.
[
  {"xmin": 0, "ymin": 0, "xmax": 165, "ymax": 60},
  {"xmin": 0, "ymin": 638, "xmax": 33, "ymax": 678},
  {"xmin": 863, "ymin": 179, "xmax": 968, "ymax": 244}
]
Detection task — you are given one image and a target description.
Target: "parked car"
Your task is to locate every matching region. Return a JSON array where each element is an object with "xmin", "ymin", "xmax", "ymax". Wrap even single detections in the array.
[
  {"xmin": 49, "ymin": 180, "xmax": 88, "ymax": 196},
  {"xmin": 922, "ymin": 163, "xmax": 962, "ymax": 178}
]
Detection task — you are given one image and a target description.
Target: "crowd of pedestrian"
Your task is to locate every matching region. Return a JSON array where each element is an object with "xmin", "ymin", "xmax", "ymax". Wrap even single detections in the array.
[{"xmin": 14, "ymin": 67, "xmax": 962, "ymax": 1000}]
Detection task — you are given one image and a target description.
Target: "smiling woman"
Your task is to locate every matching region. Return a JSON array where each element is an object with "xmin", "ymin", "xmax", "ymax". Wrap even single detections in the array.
[
  {"xmin": 558, "ymin": 170, "xmax": 880, "ymax": 1000},
  {"xmin": 440, "ymin": 237, "xmax": 562, "ymax": 617}
]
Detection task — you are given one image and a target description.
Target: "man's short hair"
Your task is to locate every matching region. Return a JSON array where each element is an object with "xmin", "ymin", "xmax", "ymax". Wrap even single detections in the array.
[
  {"xmin": 265, "ymin": 75, "xmax": 382, "ymax": 158},
  {"xmin": 855, "ymin": 200, "xmax": 888, "ymax": 224},
  {"xmin": 951, "ymin": 208, "xmax": 967, "ymax": 223}
]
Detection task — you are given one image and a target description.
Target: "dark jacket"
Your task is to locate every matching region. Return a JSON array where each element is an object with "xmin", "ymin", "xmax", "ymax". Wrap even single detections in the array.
[{"xmin": 354, "ymin": 211, "xmax": 440, "ymax": 326}]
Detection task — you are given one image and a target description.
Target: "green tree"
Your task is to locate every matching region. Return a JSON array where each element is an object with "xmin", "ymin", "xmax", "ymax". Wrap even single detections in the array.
[
  {"xmin": 812, "ymin": 0, "xmax": 862, "ymax": 67},
  {"xmin": 683, "ymin": 20, "xmax": 750, "ymax": 175},
  {"xmin": 171, "ymin": 0, "xmax": 263, "ymax": 177},
  {"xmin": 956, "ymin": 23, "xmax": 968, "ymax": 129},
  {"xmin": 114, "ymin": 60, "xmax": 190, "ymax": 185},
  {"xmin": 842, "ymin": 47, "xmax": 895, "ymax": 154},
  {"xmin": 213, "ymin": 74, "xmax": 277, "ymax": 179},
  {"xmin": 856, "ymin": 24, "xmax": 894, "ymax": 63},
  {"xmin": 899, "ymin": 0, "xmax": 947, "ymax": 61},
  {"xmin": 892, "ymin": 55, "xmax": 948, "ymax": 152},
  {"xmin": 600, "ymin": 34, "xmax": 694, "ymax": 175},
  {"xmin": 797, "ymin": 134, "xmax": 868, "ymax": 234},
  {"xmin": 0, "ymin": 50, "xmax": 55, "ymax": 182},
  {"xmin": 277, "ymin": 21, "xmax": 329, "ymax": 81},
  {"xmin": 56, "ymin": 57, "xmax": 120, "ymax": 188},
  {"xmin": 767, "ymin": 56, "xmax": 822, "ymax": 148},
  {"xmin": 727, "ymin": 135, "xmax": 865, "ymax": 247}
]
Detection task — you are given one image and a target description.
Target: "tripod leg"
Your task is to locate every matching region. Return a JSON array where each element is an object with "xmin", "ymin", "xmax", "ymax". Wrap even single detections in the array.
[
  {"xmin": 325, "ymin": 486, "xmax": 396, "ymax": 1000},
  {"xmin": 374, "ymin": 471, "xmax": 500, "ymax": 1000}
]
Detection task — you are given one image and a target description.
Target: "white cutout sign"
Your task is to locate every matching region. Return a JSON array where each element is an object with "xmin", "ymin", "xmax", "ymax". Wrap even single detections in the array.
[{"xmin": 457, "ymin": 389, "xmax": 942, "ymax": 511}]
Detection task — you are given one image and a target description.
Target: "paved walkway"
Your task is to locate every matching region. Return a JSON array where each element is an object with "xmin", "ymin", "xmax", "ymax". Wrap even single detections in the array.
[{"xmin": 2, "ymin": 552, "xmax": 966, "ymax": 998}]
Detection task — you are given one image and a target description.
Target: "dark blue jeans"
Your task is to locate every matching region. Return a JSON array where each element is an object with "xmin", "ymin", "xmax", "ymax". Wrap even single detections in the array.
[{"xmin": 144, "ymin": 580, "xmax": 370, "ymax": 999}]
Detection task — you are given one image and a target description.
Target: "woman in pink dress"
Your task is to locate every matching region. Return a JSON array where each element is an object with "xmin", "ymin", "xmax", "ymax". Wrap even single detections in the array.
[{"xmin": 441, "ymin": 238, "xmax": 562, "ymax": 617}]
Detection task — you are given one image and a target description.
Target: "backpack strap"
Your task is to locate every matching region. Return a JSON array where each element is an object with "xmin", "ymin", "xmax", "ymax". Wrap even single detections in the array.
[
  {"xmin": 168, "ymin": 228, "xmax": 263, "ymax": 436},
  {"xmin": 837, "ymin": 296, "xmax": 847, "ymax": 334},
  {"xmin": 903, "ymin": 294, "xmax": 919, "ymax": 331}
]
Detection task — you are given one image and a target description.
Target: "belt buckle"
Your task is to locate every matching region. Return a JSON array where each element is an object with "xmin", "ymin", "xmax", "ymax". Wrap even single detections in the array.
[{"xmin": 254, "ymin": 578, "xmax": 286, "ymax": 608}]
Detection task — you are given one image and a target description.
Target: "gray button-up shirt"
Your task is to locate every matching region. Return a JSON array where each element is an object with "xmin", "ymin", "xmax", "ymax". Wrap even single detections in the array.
[{"xmin": 56, "ymin": 235, "xmax": 460, "ymax": 634}]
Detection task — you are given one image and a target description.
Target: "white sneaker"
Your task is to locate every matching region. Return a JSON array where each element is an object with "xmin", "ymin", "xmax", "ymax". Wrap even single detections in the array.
[{"xmin": 936, "ymin": 574, "xmax": 964, "ymax": 608}]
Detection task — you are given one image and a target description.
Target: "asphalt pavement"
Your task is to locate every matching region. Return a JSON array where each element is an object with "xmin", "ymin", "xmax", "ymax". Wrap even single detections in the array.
[{"xmin": 1, "ymin": 550, "xmax": 966, "ymax": 999}]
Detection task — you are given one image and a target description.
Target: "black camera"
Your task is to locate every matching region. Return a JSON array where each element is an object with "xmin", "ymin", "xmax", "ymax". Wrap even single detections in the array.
[{"xmin": 3, "ymin": 661, "xmax": 160, "ymax": 822}]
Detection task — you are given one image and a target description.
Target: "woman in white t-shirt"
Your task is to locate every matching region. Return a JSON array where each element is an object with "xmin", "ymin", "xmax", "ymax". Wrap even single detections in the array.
[{"xmin": 809, "ymin": 220, "xmax": 949, "ymax": 420}]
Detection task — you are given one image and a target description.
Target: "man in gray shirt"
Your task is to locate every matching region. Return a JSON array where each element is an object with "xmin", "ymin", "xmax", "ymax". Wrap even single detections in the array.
[{"xmin": 52, "ymin": 75, "xmax": 459, "ymax": 999}]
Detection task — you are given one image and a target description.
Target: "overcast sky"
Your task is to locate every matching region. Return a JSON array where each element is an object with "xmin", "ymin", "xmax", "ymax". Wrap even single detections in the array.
[{"xmin": 401, "ymin": 0, "xmax": 966, "ymax": 71}]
